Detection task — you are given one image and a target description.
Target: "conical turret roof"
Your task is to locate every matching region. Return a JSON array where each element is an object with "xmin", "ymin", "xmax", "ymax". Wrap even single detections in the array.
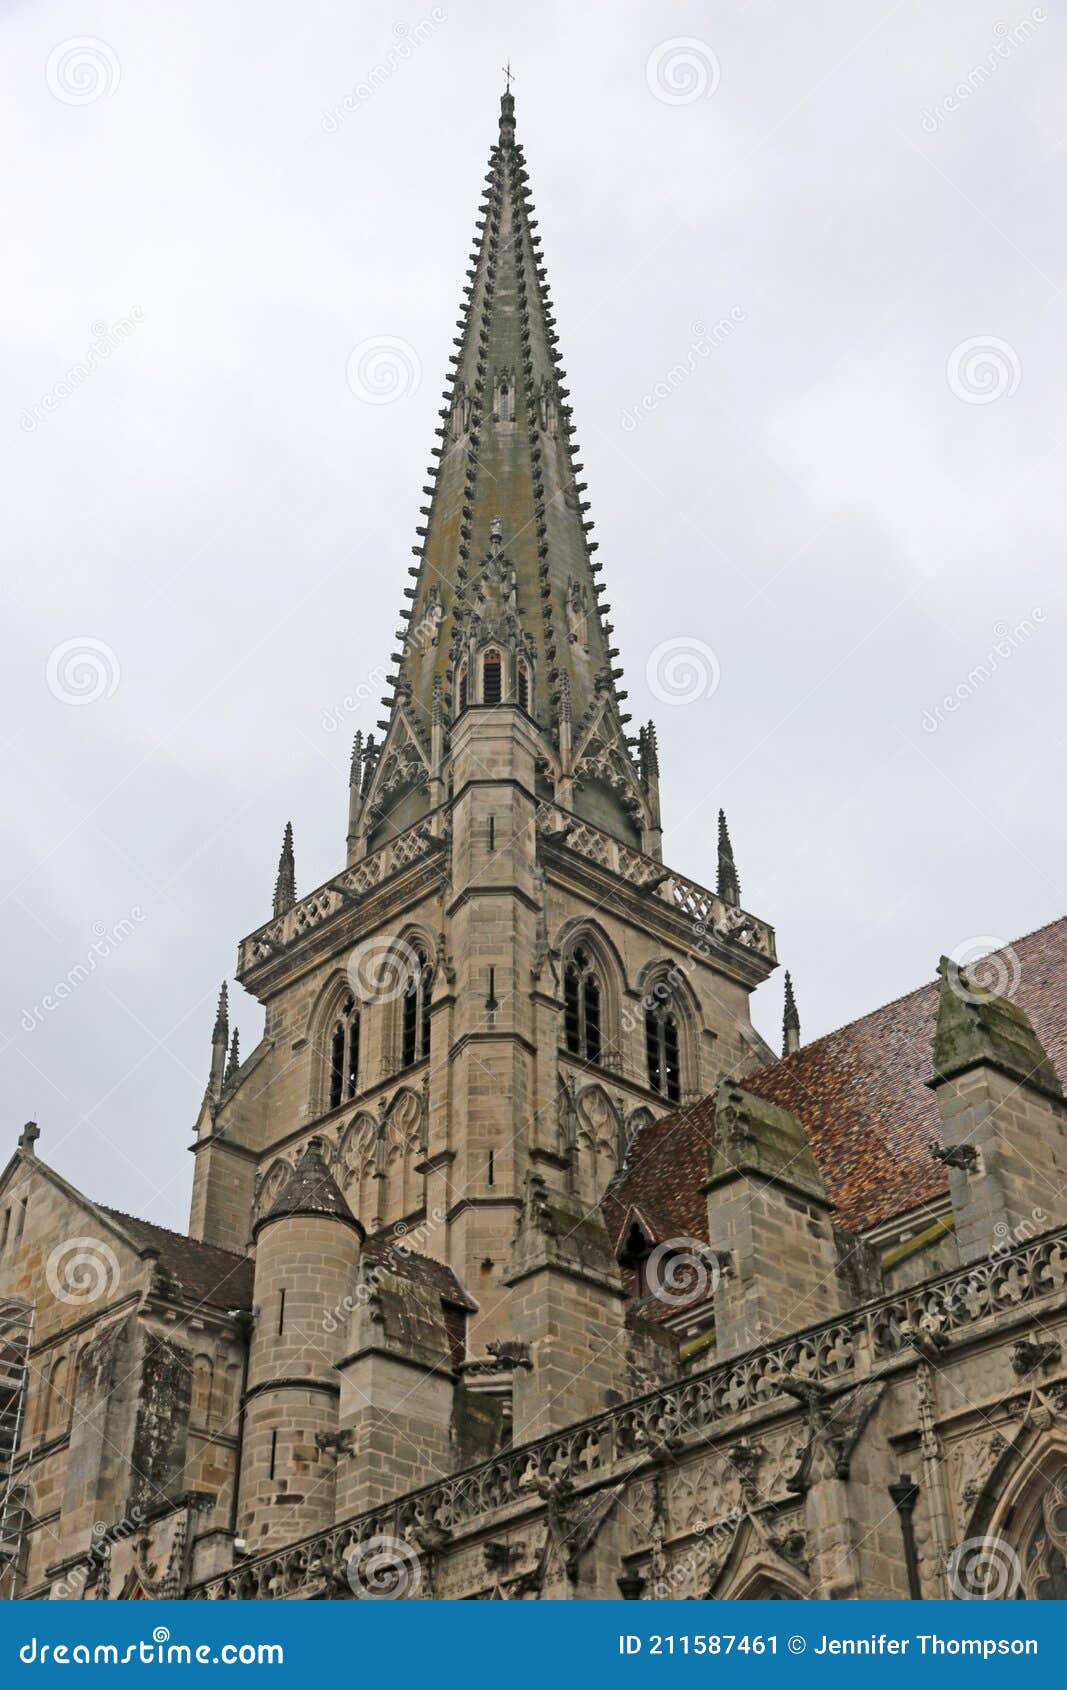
[{"xmin": 254, "ymin": 1137, "xmax": 363, "ymax": 1238}]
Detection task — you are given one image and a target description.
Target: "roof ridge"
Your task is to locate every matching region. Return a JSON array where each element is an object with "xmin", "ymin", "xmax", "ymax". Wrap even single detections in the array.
[
  {"xmin": 754, "ymin": 914, "xmax": 1067, "ymax": 1076},
  {"xmin": 99, "ymin": 1205, "xmax": 249, "ymax": 1262}
]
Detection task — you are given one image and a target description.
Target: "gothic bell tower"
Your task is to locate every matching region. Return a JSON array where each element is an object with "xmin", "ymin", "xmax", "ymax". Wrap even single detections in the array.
[{"xmin": 189, "ymin": 88, "xmax": 778, "ymax": 1354}]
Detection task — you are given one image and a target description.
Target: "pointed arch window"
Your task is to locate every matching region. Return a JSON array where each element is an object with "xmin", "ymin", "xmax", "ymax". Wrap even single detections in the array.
[
  {"xmin": 645, "ymin": 991, "xmax": 681, "ymax": 1103},
  {"xmin": 328, "ymin": 995, "xmax": 361, "ymax": 1111},
  {"xmin": 401, "ymin": 948, "xmax": 433, "ymax": 1068},
  {"xmin": 564, "ymin": 946, "xmax": 602, "ymax": 1066},
  {"xmin": 516, "ymin": 659, "xmax": 530, "ymax": 712},
  {"xmin": 482, "ymin": 649, "xmax": 502, "ymax": 706},
  {"xmin": 499, "ymin": 379, "xmax": 511, "ymax": 422}
]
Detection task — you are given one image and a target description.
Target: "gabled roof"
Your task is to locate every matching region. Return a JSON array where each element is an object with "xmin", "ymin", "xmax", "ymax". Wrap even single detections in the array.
[
  {"xmin": 0, "ymin": 1146, "xmax": 255, "ymax": 1317},
  {"xmin": 363, "ymin": 1235, "xmax": 477, "ymax": 1313},
  {"xmin": 605, "ymin": 917, "xmax": 1067, "ymax": 1243},
  {"xmin": 100, "ymin": 1209, "xmax": 254, "ymax": 1312}
]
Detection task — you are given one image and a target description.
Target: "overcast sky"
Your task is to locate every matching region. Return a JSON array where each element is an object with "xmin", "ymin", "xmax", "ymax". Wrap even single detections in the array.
[{"xmin": 3, "ymin": 1, "xmax": 1064, "ymax": 1229}]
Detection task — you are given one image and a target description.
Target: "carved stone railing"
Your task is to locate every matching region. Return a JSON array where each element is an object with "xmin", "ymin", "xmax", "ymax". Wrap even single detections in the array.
[
  {"xmin": 191, "ymin": 1223, "xmax": 1067, "ymax": 1599},
  {"xmin": 238, "ymin": 823, "xmax": 444, "ymax": 974},
  {"xmin": 535, "ymin": 804, "xmax": 775, "ymax": 960}
]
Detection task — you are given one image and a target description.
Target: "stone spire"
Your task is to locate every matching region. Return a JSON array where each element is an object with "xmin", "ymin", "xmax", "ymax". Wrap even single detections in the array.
[
  {"xmin": 717, "ymin": 809, "xmax": 740, "ymax": 907},
  {"xmin": 361, "ymin": 85, "xmax": 642, "ymax": 850},
  {"xmin": 273, "ymin": 821, "xmax": 296, "ymax": 917},
  {"xmin": 782, "ymin": 970, "xmax": 801, "ymax": 1056},
  {"xmin": 208, "ymin": 982, "xmax": 229, "ymax": 1102}
]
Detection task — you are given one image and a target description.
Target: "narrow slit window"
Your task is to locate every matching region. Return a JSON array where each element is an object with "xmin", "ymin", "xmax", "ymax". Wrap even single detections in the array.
[{"xmin": 516, "ymin": 662, "xmax": 530, "ymax": 711}]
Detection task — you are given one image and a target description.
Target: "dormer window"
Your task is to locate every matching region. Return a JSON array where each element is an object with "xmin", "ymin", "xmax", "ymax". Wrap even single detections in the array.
[{"xmin": 482, "ymin": 649, "xmax": 502, "ymax": 705}]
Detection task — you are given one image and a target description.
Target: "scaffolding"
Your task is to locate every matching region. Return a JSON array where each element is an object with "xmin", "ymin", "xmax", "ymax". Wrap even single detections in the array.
[{"xmin": 0, "ymin": 1299, "xmax": 33, "ymax": 1600}]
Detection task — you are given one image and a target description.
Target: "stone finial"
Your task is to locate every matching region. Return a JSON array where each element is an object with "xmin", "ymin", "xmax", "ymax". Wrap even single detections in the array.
[
  {"xmin": 224, "ymin": 1028, "xmax": 241, "ymax": 1084},
  {"xmin": 273, "ymin": 821, "xmax": 296, "ymax": 917},
  {"xmin": 639, "ymin": 719, "xmax": 659, "ymax": 782},
  {"xmin": 717, "ymin": 809, "xmax": 740, "ymax": 908},
  {"xmin": 931, "ymin": 955, "xmax": 1063, "ymax": 1102},
  {"xmin": 782, "ymin": 971, "xmax": 801, "ymax": 1056},
  {"xmin": 18, "ymin": 1120, "xmax": 40, "ymax": 1156},
  {"xmin": 361, "ymin": 735, "xmax": 378, "ymax": 796},
  {"xmin": 208, "ymin": 982, "xmax": 229, "ymax": 1103},
  {"xmin": 349, "ymin": 732, "xmax": 363, "ymax": 787},
  {"xmin": 212, "ymin": 982, "xmax": 229, "ymax": 1044}
]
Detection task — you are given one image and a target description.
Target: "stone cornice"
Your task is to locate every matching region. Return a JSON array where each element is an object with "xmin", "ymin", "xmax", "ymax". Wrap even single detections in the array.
[{"xmin": 192, "ymin": 1219, "xmax": 1067, "ymax": 1600}]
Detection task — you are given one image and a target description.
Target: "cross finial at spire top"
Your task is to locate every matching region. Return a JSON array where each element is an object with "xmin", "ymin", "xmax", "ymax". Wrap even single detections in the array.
[{"xmin": 502, "ymin": 60, "xmax": 515, "ymax": 93}]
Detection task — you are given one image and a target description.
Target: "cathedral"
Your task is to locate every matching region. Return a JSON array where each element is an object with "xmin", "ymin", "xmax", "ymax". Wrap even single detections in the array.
[{"xmin": 3, "ymin": 88, "xmax": 1067, "ymax": 1604}]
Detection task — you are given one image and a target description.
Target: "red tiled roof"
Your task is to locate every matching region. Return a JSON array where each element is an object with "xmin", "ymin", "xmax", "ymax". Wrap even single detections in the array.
[
  {"xmin": 102, "ymin": 1209, "xmax": 255, "ymax": 1311},
  {"xmin": 605, "ymin": 918, "xmax": 1067, "ymax": 1244},
  {"xmin": 363, "ymin": 1234, "xmax": 477, "ymax": 1312}
]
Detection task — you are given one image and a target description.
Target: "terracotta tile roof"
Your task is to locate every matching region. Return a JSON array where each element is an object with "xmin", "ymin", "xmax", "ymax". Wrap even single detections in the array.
[
  {"xmin": 102, "ymin": 1210, "xmax": 255, "ymax": 1312},
  {"xmin": 363, "ymin": 1235, "xmax": 477, "ymax": 1312},
  {"xmin": 604, "ymin": 917, "xmax": 1067, "ymax": 1246}
]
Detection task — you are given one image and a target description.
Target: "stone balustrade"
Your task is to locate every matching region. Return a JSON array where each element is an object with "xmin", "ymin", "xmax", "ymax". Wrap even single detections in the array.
[
  {"xmin": 535, "ymin": 804, "xmax": 775, "ymax": 960},
  {"xmin": 191, "ymin": 1221, "xmax": 1067, "ymax": 1599},
  {"xmin": 237, "ymin": 824, "xmax": 443, "ymax": 974}
]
